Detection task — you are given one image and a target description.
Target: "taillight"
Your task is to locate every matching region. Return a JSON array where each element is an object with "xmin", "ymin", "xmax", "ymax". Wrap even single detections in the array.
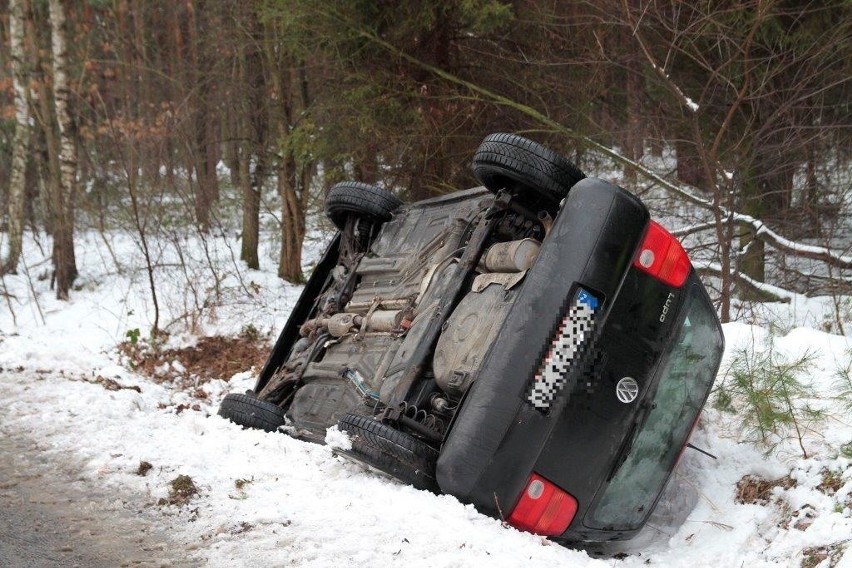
[
  {"xmin": 633, "ymin": 221, "xmax": 690, "ymax": 287},
  {"xmin": 507, "ymin": 473, "xmax": 578, "ymax": 536}
]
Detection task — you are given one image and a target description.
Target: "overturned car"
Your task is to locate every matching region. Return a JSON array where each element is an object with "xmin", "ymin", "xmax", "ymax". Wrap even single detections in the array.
[{"xmin": 218, "ymin": 133, "xmax": 724, "ymax": 543}]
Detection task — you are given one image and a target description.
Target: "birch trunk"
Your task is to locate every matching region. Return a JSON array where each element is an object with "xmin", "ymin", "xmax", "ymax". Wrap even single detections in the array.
[
  {"xmin": 48, "ymin": 0, "xmax": 78, "ymax": 299},
  {"xmin": 2, "ymin": 0, "xmax": 31, "ymax": 276},
  {"xmin": 27, "ymin": 0, "xmax": 61, "ymax": 227}
]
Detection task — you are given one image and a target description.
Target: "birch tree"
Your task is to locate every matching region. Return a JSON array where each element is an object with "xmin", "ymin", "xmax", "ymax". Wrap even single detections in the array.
[
  {"xmin": 47, "ymin": 0, "xmax": 78, "ymax": 299},
  {"xmin": 1, "ymin": 0, "xmax": 31, "ymax": 276}
]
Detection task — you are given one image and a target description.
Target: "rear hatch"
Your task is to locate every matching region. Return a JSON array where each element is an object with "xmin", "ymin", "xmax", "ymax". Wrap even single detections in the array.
[
  {"xmin": 535, "ymin": 269, "xmax": 724, "ymax": 541},
  {"xmin": 577, "ymin": 276, "xmax": 723, "ymax": 538}
]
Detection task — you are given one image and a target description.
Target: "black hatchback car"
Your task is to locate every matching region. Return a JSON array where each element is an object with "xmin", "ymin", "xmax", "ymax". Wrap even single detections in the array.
[{"xmin": 219, "ymin": 133, "xmax": 724, "ymax": 543}]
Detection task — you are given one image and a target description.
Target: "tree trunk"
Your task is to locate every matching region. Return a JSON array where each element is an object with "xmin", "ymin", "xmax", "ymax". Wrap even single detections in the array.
[
  {"xmin": 239, "ymin": 12, "xmax": 268, "ymax": 270},
  {"xmin": 239, "ymin": 147, "xmax": 260, "ymax": 269},
  {"xmin": 754, "ymin": 141, "xmax": 794, "ymax": 225},
  {"xmin": 675, "ymin": 138, "xmax": 708, "ymax": 189},
  {"xmin": 201, "ymin": 109, "xmax": 220, "ymax": 210},
  {"xmin": 736, "ymin": 119, "xmax": 796, "ymax": 293},
  {"xmin": 265, "ymin": 33, "xmax": 311, "ymax": 283},
  {"xmin": 186, "ymin": 0, "xmax": 219, "ymax": 231},
  {"xmin": 48, "ymin": 0, "xmax": 78, "ymax": 299},
  {"xmin": 223, "ymin": 110, "xmax": 241, "ymax": 188},
  {"xmin": 236, "ymin": 42, "xmax": 256, "ymax": 268},
  {"xmin": 2, "ymin": 0, "xmax": 32, "ymax": 276},
  {"xmin": 277, "ymin": 153, "xmax": 309, "ymax": 283},
  {"xmin": 738, "ymin": 227, "xmax": 765, "ymax": 286},
  {"xmin": 623, "ymin": 18, "xmax": 643, "ymax": 182}
]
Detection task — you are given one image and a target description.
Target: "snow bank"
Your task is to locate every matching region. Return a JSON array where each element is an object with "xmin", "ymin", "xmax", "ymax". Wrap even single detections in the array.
[{"xmin": 2, "ymin": 231, "xmax": 851, "ymax": 566}]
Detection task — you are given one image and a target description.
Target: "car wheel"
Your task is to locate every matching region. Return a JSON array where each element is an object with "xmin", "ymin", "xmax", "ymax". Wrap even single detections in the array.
[
  {"xmin": 337, "ymin": 413, "xmax": 439, "ymax": 492},
  {"xmin": 324, "ymin": 181, "xmax": 402, "ymax": 231},
  {"xmin": 218, "ymin": 392, "xmax": 287, "ymax": 433},
  {"xmin": 472, "ymin": 133, "xmax": 585, "ymax": 207}
]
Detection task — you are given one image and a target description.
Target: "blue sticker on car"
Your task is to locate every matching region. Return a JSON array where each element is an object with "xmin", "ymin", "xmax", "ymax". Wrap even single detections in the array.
[
  {"xmin": 527, "ymin": 288, "xmax": 599, "ymax": 410},
  {"xmin": 576, "ymin": 288, "xmax": 599, "ymax": 310}
]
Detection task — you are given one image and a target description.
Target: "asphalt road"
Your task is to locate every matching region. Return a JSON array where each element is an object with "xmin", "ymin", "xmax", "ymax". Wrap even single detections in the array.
[{"xmin": 0, "ymin": 431, "xmax": 185, "ymax": 567}]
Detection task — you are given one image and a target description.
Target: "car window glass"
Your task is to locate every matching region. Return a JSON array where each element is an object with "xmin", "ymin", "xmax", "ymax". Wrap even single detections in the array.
[{"xmin": 587, "ymin": 285, "xmax": 723, "ymax": 530}]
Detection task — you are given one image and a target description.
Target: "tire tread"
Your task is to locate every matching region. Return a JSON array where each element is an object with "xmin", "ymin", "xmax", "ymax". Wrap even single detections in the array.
[
  {"xmin": 338, "ymin": 413, "xmax": 439, "ymax": 491},
  {"xmin": 218, "ymin": 392, "xmax": 287, "ymax": 433},
  {"xmin": 325, "ymin": 181, "xmax": 402, "ymax": 229},
  {"xmin": 472, "ymin": 133, "xmax": 585, "ymax": 202}
]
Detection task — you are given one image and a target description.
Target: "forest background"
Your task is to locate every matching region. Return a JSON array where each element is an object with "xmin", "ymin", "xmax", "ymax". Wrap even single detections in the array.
[{"xmin": 0, "ymin": 0, "xmax": 850, "ymax": 331}]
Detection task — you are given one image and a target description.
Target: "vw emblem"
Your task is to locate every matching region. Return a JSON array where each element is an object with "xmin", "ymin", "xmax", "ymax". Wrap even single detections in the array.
[{"xmin": 616, "ymin": 377, "xmax": 639, "ymax": 403}]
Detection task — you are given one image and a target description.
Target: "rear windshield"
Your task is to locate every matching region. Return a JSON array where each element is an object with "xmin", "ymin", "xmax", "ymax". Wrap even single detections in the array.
[{"xmin": 587, "ymin": 283, "xmax": 724, "ymax": 531}]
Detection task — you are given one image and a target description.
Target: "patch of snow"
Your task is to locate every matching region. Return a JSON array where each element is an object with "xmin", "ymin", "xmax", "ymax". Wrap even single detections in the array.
[
  {"xmin": 324, "ymin": 426, "xmax": 352, "ymax": 451},
  {"xmin": 2, "ymin": 228, "xmax": 852, "ymax": 565}
]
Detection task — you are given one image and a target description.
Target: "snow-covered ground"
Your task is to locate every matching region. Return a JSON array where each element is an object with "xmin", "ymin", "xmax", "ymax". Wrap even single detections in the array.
[{"xmin": 2, "ymin": 230, "xmax": 852, "ymax": 567}]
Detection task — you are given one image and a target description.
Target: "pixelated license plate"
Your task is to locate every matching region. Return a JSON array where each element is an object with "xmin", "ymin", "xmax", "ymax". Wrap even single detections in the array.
[{"xmin": 526, "ymin": 287, "xmax": 599, "ymax": 410}]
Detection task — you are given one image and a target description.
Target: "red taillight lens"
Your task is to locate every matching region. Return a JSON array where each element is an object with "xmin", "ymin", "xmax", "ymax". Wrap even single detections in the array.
[
  {"xmin": 507, "ymin": 473, "xmax": 578, "ymax": 536},
  {"xmin": 633, "ymin": 221, "xmax": 690, "ymax": 288}
]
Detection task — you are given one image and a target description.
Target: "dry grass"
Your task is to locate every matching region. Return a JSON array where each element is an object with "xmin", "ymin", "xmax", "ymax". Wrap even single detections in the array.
[
  {"xmin": 160, "ymin": 474, "xmax": 198, "ymax": 506},
  {"xmin": 120, "ymin": 333, "xmax": 269, "ymax": 385},
  {"xmin": 816, "ymin": 469, "xmax": 844, "ymax": 495},
  {"xmin": 136, "ymin": 461, "xmax": 153, "ymax": 476},
  {"xmin": 735, "ymin": 474, "xmax": 796, "ymax": 505}
]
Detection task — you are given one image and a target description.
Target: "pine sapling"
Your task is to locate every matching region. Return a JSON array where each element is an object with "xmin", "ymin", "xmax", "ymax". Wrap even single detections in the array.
[{"xmin": 715, "ymin": 340, "xmax": 824, "ymax": 458}]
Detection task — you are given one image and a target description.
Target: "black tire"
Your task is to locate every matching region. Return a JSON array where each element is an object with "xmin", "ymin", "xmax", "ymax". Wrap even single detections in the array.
[
  {"xmin": 472, "ymin": 133, "xmax": 585, "ymax": 206},
  {"xmin": 325, "ymin": 181, "xmax": 402, "ymax": 231},
  {"xmin": 218, "ymin": 392, "xmax": 287, "ymax": 433},
  {"xmin": 337, "ymin": 413, "xmax": 439, "ymax": 492}
]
